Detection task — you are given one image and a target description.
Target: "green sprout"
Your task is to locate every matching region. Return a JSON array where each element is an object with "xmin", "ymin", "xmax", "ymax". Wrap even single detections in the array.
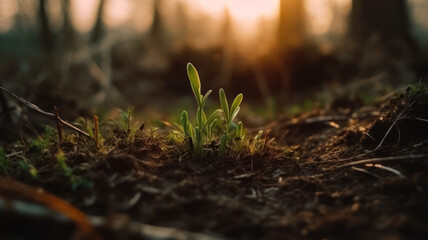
[
  {"xmin": 219, "ymin": 88, "xmax": 243, "ymax": 155},
  {"xmin": 56, "ymin": 150, "xmax": 72, "ymax": 177},
  {"xmin": 235, "ymin": 121, "xmax": 245, "ymax": 151},
  {"xmin": 55, "ymin": 150, "xmax": 91, "ymax": 190},
  {"xmin": 250, "ymin": 129, "xmax": 274, "ymax": 154},
  {"xmin": 180, "ymin": 63, "xmax": 220, "ymax": 157}
]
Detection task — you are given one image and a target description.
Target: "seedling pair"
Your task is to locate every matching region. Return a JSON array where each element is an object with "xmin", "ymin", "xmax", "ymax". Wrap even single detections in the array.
[{"xmin": 180, "ymin": 63, "xmax": 244, "ymax": 157}]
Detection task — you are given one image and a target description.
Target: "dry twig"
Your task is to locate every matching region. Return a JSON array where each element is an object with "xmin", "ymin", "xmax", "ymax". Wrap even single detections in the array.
[
  {"xmin": 334, "ymin": 154, "xmax": 428, "ymax": 169},
  {"xmin": 0, "ymin": 86, "xmax": 89, "ymax": 138}
]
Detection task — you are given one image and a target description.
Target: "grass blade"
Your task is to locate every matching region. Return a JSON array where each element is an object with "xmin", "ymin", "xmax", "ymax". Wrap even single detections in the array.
[
  {"xmin": 180, "ymin": 110, "xmax": 189, "ymax": 135},
  {"xmin": 230, "ymin": 107, "xmax": 240, "ymax": 122},
  {"xmin": 202, "ymin": 109, "xmax": 220, "ymax": 131},
  {"xmin": 201, "ymin": 90, "xmax": 212, "ymax": 109},
  {"xmin": 219, "ymin": 88, "xmax": 229, "ymax": 122},
  {"xmin": 187, "ymin": 63, "xmax": 201, "ymax": 105},
  {"xmin": 230, "ymin": 94, "xmax": 243, "ymax": 117}
]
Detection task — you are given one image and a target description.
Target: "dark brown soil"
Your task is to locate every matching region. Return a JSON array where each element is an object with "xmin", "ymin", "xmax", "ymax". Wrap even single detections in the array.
[{"xmin": 1, "ymin": 92, "xmax": 428, "ymax": 240}]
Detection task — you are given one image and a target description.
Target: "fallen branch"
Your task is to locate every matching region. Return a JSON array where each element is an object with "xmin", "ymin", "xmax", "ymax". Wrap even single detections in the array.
[
  {"xmin": 0, "ymin": 86, "xmax": 89, "ymax": 138},
  {"xmin": 334, "ymin": 154, "xmax": 428, "ymax": 169},
  {"xmin": 351, "ymin": 166, "xmax": 379, "ymax": 178}
]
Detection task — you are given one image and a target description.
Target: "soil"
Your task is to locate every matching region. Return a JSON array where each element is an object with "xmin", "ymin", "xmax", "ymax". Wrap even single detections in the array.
[{"xmin": 1, "ymin": 91, "xmax": 428, "ymax": 240}]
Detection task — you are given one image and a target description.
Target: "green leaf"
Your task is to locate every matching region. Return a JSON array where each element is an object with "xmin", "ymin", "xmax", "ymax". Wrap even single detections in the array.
[
  {"xmin": 187, "ymin": 63, "xmax": 202, "ymax": 105},
  {"xmin": 202, "ymin": 110, "xmax": 207, "ymax": 126},
  {"xmin": 208, "ymin": 119, "xmax": 218, "ymax": 138},
  {"xmin": 219, "ymin": 88, "xmax": 229, "ymax": 122},
  {"xmin": 196, "ymin": 108, "xmax": 202, "ymax": 126},
  {"xmin": 230, "ymin": 107, "xmax": 240, "ymax": 122},
  {"xmin": 188, "ymin": 122, "xmax": 195, "ymax": 141},
  {"xmin": 180, "ymin": 111, "xmax": 188, "ymax": 132},
  {"xmin": 230, "ymin": 93, "xmax": 243, "ymax": 117},
  {"xmin": 237, "ymin": 121, "xmax": 243, "ymax": 137},
  {"xmin": 201, "ymin": 90, "xmax": 212, "ymax": 109},
  {"xmin": 202, "ymin": 109, "xmax": 220, "ymax": 132}
]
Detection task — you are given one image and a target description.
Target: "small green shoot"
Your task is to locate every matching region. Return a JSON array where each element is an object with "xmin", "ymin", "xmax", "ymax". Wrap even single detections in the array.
[
  {"xmin": 219, "ymin": 88, "xmax": 243, "ymax": 155},
  {"xmin": 235, "ymin": 121, "xmax": 245, "ymax": 151},
  {"xmin": 55, "ymin": 150, "xmax": 91, "ymax": 190},
  {"xmin": 179, "ymin": 63, "xmax": 245, "ymax": 157},
  {"xmin": 119, "ymin": 107, "xmax": 134, "ymax": 131},
  {"xmin": 180, "ymin": 63, "xmax": 220, "ymax": 157},
  {"xmin": 251, "ymin": 129, "xmax": 274, "ymax": 154},
  {"xmin": 56, "ymin": 150, "xmax": 72, "ymax": 177},
  {"xmin": 26, "ymin": 125, "xmax": 56, "ymax": 163}
]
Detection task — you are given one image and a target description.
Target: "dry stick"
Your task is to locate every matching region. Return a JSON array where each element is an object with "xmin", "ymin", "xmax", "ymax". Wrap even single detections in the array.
[
  {"xmin": 365, "ymin": 163, "xmax": 405, "ymax": 178},
  {"xmin": 334, "ymin": 154, "xmax": 428, "ymax": 169},
  {"xmin": 54, "ymin": 106, "xmax": 63, "ymax": 144},
  {"xmin": 351, "ymin": 166, "xmax": 380, "ymax": 178},
  {"xmin": 93, "ymin": 115, "xmax": 99, "ymax": 147},
  {"xmin": 0, "ymin": 86, "xmax": 89, "ymax": 138}
]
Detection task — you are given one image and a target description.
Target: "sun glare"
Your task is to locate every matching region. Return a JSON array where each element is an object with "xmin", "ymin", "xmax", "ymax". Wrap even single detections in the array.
[
  {"xmin": 71, "ymin": 0, "xmax": 99, "ymax": 32},
  {"xmin": 192, "ymin": 0, "xmax": 279, "ymax": 21},
  {"xmin": 103, "ymin": 0, "xmax": 132, "ymax": 28},
  {"xmin": 0, "ymin": 1, "xmax": 18, "ymax": 33},
  {"xmin": 189, "ymin": 0, "xmax": 279, "ymax": 34}
]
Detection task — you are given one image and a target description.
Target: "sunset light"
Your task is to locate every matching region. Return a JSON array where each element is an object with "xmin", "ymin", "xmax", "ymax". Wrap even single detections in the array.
[
  {"xmin": 191, "ymin": 0, "xmax": 279, "ymax": 22},
  {"xmin": 2, "ymin": 0, "xmax": 428, "ymax": 239}
]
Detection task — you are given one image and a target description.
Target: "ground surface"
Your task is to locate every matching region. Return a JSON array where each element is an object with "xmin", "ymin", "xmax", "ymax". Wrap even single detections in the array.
[{"xmin": 0, "ymin": 90, "xmax": 428, "ymax": 240}]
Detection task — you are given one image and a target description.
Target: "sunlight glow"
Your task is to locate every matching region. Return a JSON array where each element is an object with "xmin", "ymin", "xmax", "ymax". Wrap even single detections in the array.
[
  {"xmin": 104, "ymin": 0, "xmax": 132, "ymax": 28},
  {"xmin": 192, "ymin": 0, "xmax": 279, "ymax": 21},
  {"xmin": 306, "ymin": 0, "xmax": 333, "ymax": 35},
  {"xmin": 0, "ymin": 1, "xmax": 18, "ymax": 33},
  {"xmin": 71, "ymin": 0, "xmax": 100, "ymax": 32},
  {"xmin": 189, "ymin": 0, "xmax": 279, "ymax": 34}
]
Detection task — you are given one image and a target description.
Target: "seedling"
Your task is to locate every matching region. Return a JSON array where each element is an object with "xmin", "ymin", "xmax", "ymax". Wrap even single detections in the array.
[
  {"xmin": 250, "ymin": 129, "xmax": 274, "ymax": 154},
  {"xmin": 219, "ymin": 88, "xmax": 243, "ymax": 155},
  {"xmin": 235, "ymin": 121, "xmax": 245, "ymax": 151},
  {"xmin": 179, "ymin": 63, "xmax": 246, "ymax": 157},
  {"xmin": 180, "ymin": 63, "xmax": 220, "ymax": 156},
  {"xmin": 55, "ymin": 150, "xmax": 91, "ymax": 190},
  {"xmin": 56, "ymin": 150, "xmax": 72, "ymax": 177}
]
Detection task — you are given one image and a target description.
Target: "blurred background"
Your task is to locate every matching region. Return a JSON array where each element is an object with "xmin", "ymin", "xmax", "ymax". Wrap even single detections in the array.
[{"xmin": 0, "ymin": 0, "xmax": 427, "ymax": 124}]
